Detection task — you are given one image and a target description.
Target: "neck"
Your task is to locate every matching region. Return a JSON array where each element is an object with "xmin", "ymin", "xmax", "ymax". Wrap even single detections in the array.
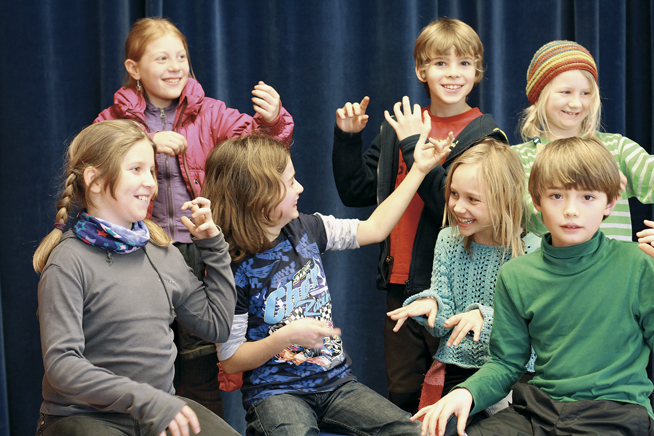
[{"xmin": 429, "ymin": 101, "xmax": 472, "ymax": 118}]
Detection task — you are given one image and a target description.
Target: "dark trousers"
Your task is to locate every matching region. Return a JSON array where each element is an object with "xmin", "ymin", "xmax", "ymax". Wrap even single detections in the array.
[
  {"xmin": 467, "ymin": 383, "xmax": 654, "ymax": 436},
  {"xmin": 384, "ymin": 284, "xmax": 441, "ymax": 414}
]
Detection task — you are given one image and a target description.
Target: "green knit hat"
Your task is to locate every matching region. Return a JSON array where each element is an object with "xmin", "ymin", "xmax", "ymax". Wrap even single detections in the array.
[{"xmin": 526, "ymin": 40, "xmax": 598, "ymax": 105}]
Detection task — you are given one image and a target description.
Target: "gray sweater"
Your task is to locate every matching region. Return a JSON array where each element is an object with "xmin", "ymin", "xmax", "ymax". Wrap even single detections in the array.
[{"xmin": 37, "ymin": 230, "xmax": 236, "ymax": 434}]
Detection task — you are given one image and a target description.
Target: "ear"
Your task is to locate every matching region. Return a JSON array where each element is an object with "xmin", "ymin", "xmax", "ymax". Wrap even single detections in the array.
[
  {"xmin": 532, "ymin": 196, "xmax": 542, "ymax": 212},
  {"xmin": 415, "ymin": 64, "xmax": 427, "ymax": 83},
  {"xmin": 83, "ymin": 167, "xmax": 102, "ymax": 194},
  {"xmin": 124, "ymin": 59, "xmax": 140, "ymax": 81},
  {"xmin": 604, "ymin": 196, "xmax": 618, "ymax": 217}
]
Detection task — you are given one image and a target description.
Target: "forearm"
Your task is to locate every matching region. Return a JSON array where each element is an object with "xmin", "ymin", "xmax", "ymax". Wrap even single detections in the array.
[
  {"xmin": 332, "ymin": 125, "xmax": 378, "ymax": 207},
  {"xmin": 220, "ymin": 329, "xmax": 291, "ymax": 374},
  {"xmin": 357, "ymin": 165, "xmax": 427, "ymax": 246}
]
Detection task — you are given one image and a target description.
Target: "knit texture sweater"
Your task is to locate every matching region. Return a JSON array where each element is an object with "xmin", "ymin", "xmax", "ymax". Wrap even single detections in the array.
[
  {"xmin": 405, "ymin": 228, "xmax": 540, "ymax": 369},
  {"xmin": 460, "ymin": 231, "xmax": 654, "ymax": 418},
  {"xmin": 513, "ymin": 132, "xmax": 654, "ymax": 241}
]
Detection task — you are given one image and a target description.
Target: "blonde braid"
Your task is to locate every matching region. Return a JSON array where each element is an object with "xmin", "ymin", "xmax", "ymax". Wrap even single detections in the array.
[{"xmin": 33, "ymin": 172, "xmax": 78, "ymax": 273}]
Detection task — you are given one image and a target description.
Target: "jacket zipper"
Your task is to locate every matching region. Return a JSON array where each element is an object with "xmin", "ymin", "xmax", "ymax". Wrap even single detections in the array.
[
  {"xmin": 160, "ymin": 108, "xmax": 175, "ymax": 240},
  {"xmin": 176, "ymin": 100, "xmax": 196, "ymax": 199}
]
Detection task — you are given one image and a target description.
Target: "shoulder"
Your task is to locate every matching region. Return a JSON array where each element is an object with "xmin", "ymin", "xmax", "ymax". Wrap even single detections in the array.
[{"xmin": 44, "ymin": 233, "xmax": 98, "ymax": 271}]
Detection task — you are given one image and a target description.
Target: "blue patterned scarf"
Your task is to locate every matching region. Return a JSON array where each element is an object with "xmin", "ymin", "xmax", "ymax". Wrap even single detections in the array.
[{"xmin": 72, "ymin": 212, "xmax": 150, "ymax": 254}]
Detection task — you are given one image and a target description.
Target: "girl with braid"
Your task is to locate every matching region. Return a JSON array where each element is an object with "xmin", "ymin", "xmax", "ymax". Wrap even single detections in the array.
[{"xmin": 32, "ymin": 120, "xmax": 238, "ymax": 436}]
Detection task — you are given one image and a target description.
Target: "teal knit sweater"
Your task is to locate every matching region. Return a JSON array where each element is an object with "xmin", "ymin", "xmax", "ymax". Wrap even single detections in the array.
[{"xmin": 405, "ymin": 228, "xmax": 540, "ymax": 369}]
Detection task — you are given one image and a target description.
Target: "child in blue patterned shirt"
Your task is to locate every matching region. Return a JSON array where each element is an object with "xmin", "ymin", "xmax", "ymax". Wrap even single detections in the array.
[{"xmin": 201, "ymin": 114, "xmax": 450, "ymax": 436}]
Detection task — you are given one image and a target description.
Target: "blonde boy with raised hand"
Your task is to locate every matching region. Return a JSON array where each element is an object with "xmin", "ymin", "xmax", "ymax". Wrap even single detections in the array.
[
  {"xmin": 417, "ymin": 137, "xmax": 654, "ymax": 436},
  {"xmin": 332, "ymin": 18, "xmax": 507, "ymax": 413}
]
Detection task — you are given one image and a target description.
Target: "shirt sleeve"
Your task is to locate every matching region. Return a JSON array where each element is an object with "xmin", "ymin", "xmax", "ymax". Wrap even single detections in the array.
[
  {"xmin": 612, "ymin": 134, "xmax": 654, "ymax": 204},
  {"xmin": 315, "ymin": 213, "xmax": 360, "ymax": 251},
  {"xmin": 217, "ymin": 313, "xmax": 248, "ymax": 360}
]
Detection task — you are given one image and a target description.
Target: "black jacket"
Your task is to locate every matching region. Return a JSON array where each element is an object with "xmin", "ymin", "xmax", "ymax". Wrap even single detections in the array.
[{"xmin": 332, "ymin": 114, "xmax": 507, "ymax": 295}]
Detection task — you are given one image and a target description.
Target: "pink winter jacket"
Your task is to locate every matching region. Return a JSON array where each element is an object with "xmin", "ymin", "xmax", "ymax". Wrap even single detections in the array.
[{"xmin": 95, "ymin": 78, "xmax": 294, "ymax": 216}]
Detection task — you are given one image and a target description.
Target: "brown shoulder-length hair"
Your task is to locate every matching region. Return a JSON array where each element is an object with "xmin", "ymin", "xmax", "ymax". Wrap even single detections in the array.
[
  {"xmin": 33, "ymin": 120, "xmax": 170, "ymax": 273},
  {"xmin": 443, "ymin": 139, "xmax": 526, "ymax": 259},
  {"xmin": 123, "ymin": 17, "xmax": 196, "ymax": 88},
  {"xmin": 202, "ymin": 135, "xmax": 290, "ymax": 263}
]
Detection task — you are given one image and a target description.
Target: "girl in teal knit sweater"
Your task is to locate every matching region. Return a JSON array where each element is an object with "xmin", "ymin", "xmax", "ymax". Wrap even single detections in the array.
[{"xmin": 388, "ymin": 139, "xmax": 538, "ymax": 433}]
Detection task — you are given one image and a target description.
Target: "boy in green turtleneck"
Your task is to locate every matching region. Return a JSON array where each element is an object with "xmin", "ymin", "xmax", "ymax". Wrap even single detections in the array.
[{"xmin": 415, "ymin": 137, "xmax": 654, "ymax": 436}]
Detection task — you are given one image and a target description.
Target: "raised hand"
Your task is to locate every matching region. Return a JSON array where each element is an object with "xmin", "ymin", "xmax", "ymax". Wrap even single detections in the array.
[
  {"xmin": 252, "ymin": 81, "xmax": 281, "ymax": 123},
  {"xmin": 387, "ymin": 297, "xmax": 438, "ymax": 332},
  {"xmin": 336, "ymin": 96, "xmax": 370, "ymax": 133},
  {"xmin": 181, "ymin": 197, "xmax": 220, "ymax": 239},
  {"xmin": 159, "ymin": 405, "xmax": 200, "ymax": 436},
  {"xmin": 412, "ymin": 113, "xmax": 452, "ymax": 174},
  {"xmin": 153, "ymin": 131, "xmax": 188, "ymax": 156},
  {"xmin": 384, "ymin": 96, "xmax": 424, "ymax": 141},
  {"xmin": 444, "ymin": 309, "xmax": 483, "ymax": 347}
]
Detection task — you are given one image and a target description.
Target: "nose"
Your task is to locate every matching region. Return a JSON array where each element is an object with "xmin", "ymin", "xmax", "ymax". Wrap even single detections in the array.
[
  {"xmin": 296, "ymin": 180, "xmax": 304, "ymax": 194},
  {"xmin": 168, "ymin": 58, "xmax": 181, "ymax": 71},
  {"xmin": 563, "ymin": 198, "xmax": 579, "ymax": 217},
  {"xmin": 143, "ymin": 170, "xmax": 156, "ymax": 188},
  {"xmin": 446, "ymin": 63, "xmax": 460, "ymax": 78},
  {"xmin": 450, "ymin": 198, "xmax": 465, "ymax": 214},
  {"xmin": 568, "ymin": 92, "xmax": 581, "ymax": 108}
]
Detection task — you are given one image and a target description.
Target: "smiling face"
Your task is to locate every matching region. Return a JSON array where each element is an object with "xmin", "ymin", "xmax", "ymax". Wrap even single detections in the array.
[
  {"xmin": 87, "ymin": 139, "xmax": 157, "ymax": 229},
  {"xmin": 125, "ymin": 34, "xmax": 189, "ymax": 108},
  {"xmin": 269, "ymin": 157, "xmax": 304, "ymax": 234},
  {"xmin": 534, "ymin": 186, "xmax": 615, "ymax": 247},
  {"xmin": 544, "ymin": 70, "xmax": 592, "ymax": 139},
  {"xmin": 416, "ymin": 46, "xmax": 476, "ymax": 117},
  {"xmin": 448, "ymin": 163, "xmax": 497, "ymax": 245}
]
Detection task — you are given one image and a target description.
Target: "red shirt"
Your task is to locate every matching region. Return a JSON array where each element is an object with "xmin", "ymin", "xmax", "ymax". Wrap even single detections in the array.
[{"xmin": 388, "ymin": 107, "xmax": 483, "ymax": 285}]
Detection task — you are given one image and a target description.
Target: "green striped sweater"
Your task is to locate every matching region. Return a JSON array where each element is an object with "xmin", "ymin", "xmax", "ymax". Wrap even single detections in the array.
[{"xmin": 513, "ymin": 132, "xmax": 654, "ymax": 241}]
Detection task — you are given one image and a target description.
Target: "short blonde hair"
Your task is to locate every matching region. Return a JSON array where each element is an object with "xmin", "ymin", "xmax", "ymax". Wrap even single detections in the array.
[
  {"xmin": 202, "ymin": 135, "xmax": 290, "ymax": 262},
  {"xmin": 444, "ymin": 139, "xmax": 526, "ymax": 258},
  {"xmin": 414, "ymin": 18, "xmax": 484, "ymax": 96},
  {"xmin": 123, "ymin": 17, "xmax": 195, "ymax": 88},
  {"xmin": 519, "ymin": 70, "xmax": 601, "ymax": 142},
  {"xmin": 529, "ymin": 137, "xmax": 620, "ymax": 207}
]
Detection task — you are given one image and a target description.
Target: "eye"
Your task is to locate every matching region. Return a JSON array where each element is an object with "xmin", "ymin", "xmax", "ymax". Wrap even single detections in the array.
[
  {"xmin": 450, "ymin": 191, "xmax": 458, "ymax": 199},
  {"xmin": 178, "ymin": 54, "xmax": 187, "ymax": 61},
  {"xmin": 581, "ymin": 91, "xmax": 591, "ymax": 96},
  {"xmin": 156, "ymin": 56, "xmax": 167, "ymax": 62},
  {"xmin": 435, "ymin": 61, "xmax": 446, "ymax": 67},
  {"xmin": 131, "ymin": 166, "xmax": 141, "ymax": 173},
  {"xmin": 550, "ymin": 193, "xmax": 562, "ymax": 200},
  {"xmin": 460, "ymin": 61, "xmax": 471, "ymax": 66},
  {"xmin": 583, "ymin": 194, "xmax": 595, "ymax": 201},
  {"xmin": 468, "ymin": 197, "xmax": 479, "ymax": 203}
]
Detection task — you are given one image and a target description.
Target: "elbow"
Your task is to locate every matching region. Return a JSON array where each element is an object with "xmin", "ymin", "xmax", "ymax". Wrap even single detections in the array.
[{"xmin": 220, "ymin": 357, "xmax": 239, "ymax": 374}]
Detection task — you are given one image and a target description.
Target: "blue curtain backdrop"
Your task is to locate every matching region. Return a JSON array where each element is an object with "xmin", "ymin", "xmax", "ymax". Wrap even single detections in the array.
[{"xmin": 1, "ymin": 1, "xmax": 653, "ymax": 435}]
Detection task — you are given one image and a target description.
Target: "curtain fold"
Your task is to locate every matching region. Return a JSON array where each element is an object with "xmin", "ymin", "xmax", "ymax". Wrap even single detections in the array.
[{"xmin": 1, "ymin": 2, "xmax": 652, "ymax": 435}]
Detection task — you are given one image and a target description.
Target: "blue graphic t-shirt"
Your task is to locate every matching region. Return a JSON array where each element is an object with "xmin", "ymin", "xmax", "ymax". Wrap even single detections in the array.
[{"xmin": 223, "ymin": 213, "xmax": 356, "ymax": 407}]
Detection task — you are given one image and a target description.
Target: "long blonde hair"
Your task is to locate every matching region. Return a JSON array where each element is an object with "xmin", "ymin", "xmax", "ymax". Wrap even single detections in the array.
[
  {"xmin": 123, "ymin": 17, "xmax": 196, "ymax": 88},
  {"xmin": 33, "ymin": 120, "xmax": 170, "ymax": 273},
  {"xmin": 443, "ymin": 139, "xmax": 526, "ymax": 258},
  {"xmin": 519, "ymin": 70, "xmax": 602, "ymax": 142},
  {"xmin": 202, "ymin": 135, "xmax": 290, "ymax": 263}
]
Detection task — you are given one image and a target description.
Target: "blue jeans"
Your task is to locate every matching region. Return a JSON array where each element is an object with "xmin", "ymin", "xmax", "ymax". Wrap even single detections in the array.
[
  {"xmin": 245, "ymin": 381, "xmax": 421, "ymax": 436},
  {"xmin": 35, "ymin": 397, "xmax": 239, "ymax": 436}
]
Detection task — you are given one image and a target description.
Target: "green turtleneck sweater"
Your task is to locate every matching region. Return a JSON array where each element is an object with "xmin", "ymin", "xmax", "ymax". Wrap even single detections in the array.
[{"xmin": 460, "ymin": 230, "xmax": 654, "ymax": 418}]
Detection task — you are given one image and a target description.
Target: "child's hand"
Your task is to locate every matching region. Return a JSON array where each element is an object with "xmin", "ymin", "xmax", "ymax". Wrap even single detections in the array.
[
  {"xmin": 181, "ymin": 197, "xmax": 220, "ymax": 239},
  {"xmin": 444, "ymin": 309, "xmax": 483, "ymax": 347},
  {"xmin": 619, "ymin": 170, "xmax": 628, "ymax": 193},
  {"xmin": 153, "ymin": 131, "xmax": 188, "ymax": 156},
  {"xmin": 282, "ymin": 318, "xmax": 342, "ymax": 349},
  {"xmin": 384, "ymin": 96, "xmax": 424, "ymax": 141},
  {"xmin": 335, "ymin": 96, "xmax": 370, "ymax": 133},
  {"xmin": 387, "ymin": 298, "xmax": 438, "ymax": 332},
  {"xmin": 412, "ymin": 388, "xmax": 473, "ymax": 436},
  {"xmin": 412, "ymin": 113, "xmax": 452, "ymax": 174},
  {"xmin": 252, "ymin": 81, "xmax": 281, "ymax": 124},
  {"xmin": 160, "ymin": 405, "xmax": 200, "ymax": 436},
  {"xmin": 637, "ymin": 219, "xmax": 654, "ymax": 258}
]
